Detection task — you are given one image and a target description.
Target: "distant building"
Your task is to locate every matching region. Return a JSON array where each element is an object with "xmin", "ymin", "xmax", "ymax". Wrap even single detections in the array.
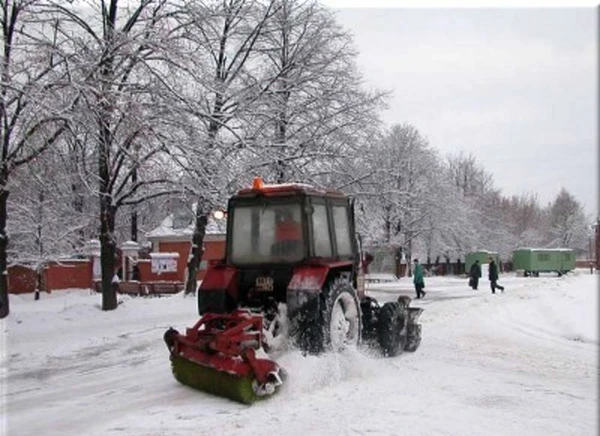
[{"xmin": 146, "ymin": 207, "xmax": 227, "ymax": 281}]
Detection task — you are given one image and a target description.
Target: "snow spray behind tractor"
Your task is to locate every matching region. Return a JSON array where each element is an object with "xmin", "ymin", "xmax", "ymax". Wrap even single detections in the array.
[{"xmin": 164, "ymin": 177, "xmax": 423, "ymax": 404}]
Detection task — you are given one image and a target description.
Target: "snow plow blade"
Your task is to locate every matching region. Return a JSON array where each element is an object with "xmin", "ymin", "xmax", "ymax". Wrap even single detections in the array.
[
  {"xmin": 164, "ymin": 310, "xmax": 284, "ymax": 405},
  {"xmin": 170, "ymin": 355, "xmax": 272, "ymax": 404}
]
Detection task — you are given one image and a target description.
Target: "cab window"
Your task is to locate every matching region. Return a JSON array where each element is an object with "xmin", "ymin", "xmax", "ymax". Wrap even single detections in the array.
[
  {"xmin": 311, "ymin": 203, "xmax": 332, "ymax": 257},
  {"xmin": 332, "ymin": 205, "xmax": 352, "ymax": 256}
]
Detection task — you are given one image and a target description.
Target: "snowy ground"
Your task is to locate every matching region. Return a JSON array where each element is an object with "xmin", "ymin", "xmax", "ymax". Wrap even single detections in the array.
[{"xmin": 2, "ymin": 271, "xmax": 597, "ymax": 436}]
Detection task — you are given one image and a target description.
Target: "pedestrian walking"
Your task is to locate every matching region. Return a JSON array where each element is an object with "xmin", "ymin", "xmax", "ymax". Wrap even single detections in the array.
[
  {"xmin": 413, "ymin": 258, "xmax": 426, "ymax": 299},
  {"xmin": 469, "ymin": 260, "xmax": 482, "ymax": 290},
  {"xmin": 488, "ymin": 258, "xmax": 504, "ymax": 294}
]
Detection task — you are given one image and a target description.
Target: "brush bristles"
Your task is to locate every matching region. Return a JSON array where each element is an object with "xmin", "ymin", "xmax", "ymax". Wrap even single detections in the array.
[{"xmin": 171, "ymin": 355, "xmax": 264, "ymax": 404}]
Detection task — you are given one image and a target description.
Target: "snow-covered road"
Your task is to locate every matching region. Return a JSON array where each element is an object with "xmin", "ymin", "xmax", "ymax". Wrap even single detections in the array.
[{"xmin": 2, "ymin": 271, "xmax": 597, "ymax": 436}]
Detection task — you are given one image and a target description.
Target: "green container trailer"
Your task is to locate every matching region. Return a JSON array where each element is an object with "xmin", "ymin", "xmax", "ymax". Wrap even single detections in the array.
[
  {"xmin": 559, "ymin": 248, "xmax": 575, "ymax": 273},
  {"xmin": 465, "ymin": 250, "xmax": 500, "ymax": 275},
  {"xmin": 511, "ymin": 248, "xmax": 574, "ymax": 276}
]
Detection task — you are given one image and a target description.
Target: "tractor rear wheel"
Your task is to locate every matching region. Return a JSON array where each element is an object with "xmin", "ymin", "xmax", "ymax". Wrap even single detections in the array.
[
  {"xmin": 377, "ymin": 302, "xmax": 405, "ymax": 357},
  {"xmin": 328, "ymin": 281, "xmax": 361, "ymax": 352},
  {"xmin": 299, "ymin": 278, "xmax": 361, "ymax": 354}
]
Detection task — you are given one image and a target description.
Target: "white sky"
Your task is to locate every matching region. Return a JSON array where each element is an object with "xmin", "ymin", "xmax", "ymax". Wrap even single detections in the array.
[{"xmin": 327, "ymin": 3, "xmax": 598, "ymax": 217}]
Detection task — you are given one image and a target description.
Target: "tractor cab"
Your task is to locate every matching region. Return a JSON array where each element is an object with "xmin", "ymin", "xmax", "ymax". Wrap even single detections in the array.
[
  {"xmin": 227, "ymin": 177, "xmax": 357, "ymax": 267},
  {"xmin": 197, "ymin": 177, "xmax": 363, "ymax": 315}
]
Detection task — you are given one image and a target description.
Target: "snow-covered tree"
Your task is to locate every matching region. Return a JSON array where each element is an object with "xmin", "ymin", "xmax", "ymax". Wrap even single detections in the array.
[
  {"xmin": 545, "ymin": 188, "xmax": 590, "ymax": 250},
  {"xmin": 48, "ymin": 0, "xmax": 189, "ymax": 310},
  {"xmin": 362, "ymin": 124, "xmax": 439, "ymax": 269},
  {"xmin": 9, "ymin": 144, "xmax": 96, "ymax": 265},
  {"xmin": 446, "ymin": 151, "xmax": 495, "ymax": 198},
  {"xmin": 0, "ymin": 0, "xmax": 74, "ymax": 318},
  {"xmin": 242, "ymin": 0, "xmax": 387, "ymax": 185},
  {"xmin": 500, "ymin": 193, "xmax": 545, "ymax": 249},
  {"xmin": 442, "ymin": 152, "xmax": 508, "ymax": 256},
  {"xmin": 166, "ymin": 0, "xmax": 278, "ymax": 294}
]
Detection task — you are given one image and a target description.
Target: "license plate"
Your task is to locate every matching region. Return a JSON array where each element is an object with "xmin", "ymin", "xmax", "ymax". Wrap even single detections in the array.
[{"xmin": 255, "ymin": 276, "xmax": 274, "ymax": 292}]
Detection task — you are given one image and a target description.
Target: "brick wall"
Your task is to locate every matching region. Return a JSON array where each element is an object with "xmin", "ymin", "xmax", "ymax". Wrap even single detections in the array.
[
  {"xmin": 6, "ymin": 238, "xmax": 226, "ymax": 294},
  {"xmin": 8, "ymin": 261, "xmax": 93, "ymax": 294},
  {"xmin": 44, "ymin": 261, "xmax": 93, "ymax": 291},
  {"xmin": 7, "ymin": 265, "xmax": 37, "ymax": 294}
]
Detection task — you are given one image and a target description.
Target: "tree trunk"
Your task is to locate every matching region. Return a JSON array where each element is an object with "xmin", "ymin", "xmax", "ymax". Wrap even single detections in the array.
[
  {"xmin": 274, "ymin": 8, "xmax": 290, "ymax": 184},
  {"xmin": 407, "ymin": 238, "xmax": 413, "ymax": 278},
  {"xmin": 131, "ymin": 210, "xmax": 138, "ymax": 242},
  {"xmin": 275, "ymin": 159, "xmax": 287, "ymax": 183},
  {"xmin": 97, "ymin": 0, "xmax": 118, "ymax": 311},
  {"xmin": 71, "ymin": 156, "xmax": 86, "ymax": 246},
  {"xmin": 100, "ymin": 201, "xmax": 117, "ymax": 310},
  {"xmin": 34, "ymin": 265, "xmax": 45, "ymax": 301},
  {"xmin": 185, "ymin": 198, "xmax": 208, "ymax": 295},
  {"xmin": 0, "ymin": 189, "xmax": 9, "ymax": 318},
  {"xmin": 130, "ymin": 165, "xmax": 138, "ymax": 242},
  {"xmin": 98, "ymin": 126, "xmax": 118, "ymax": 310},
  {"xmin": 384, "ymin": 206, "xmax": 392, "ymax": 243},
  {"xmin": 274, "ymin": 88, "xmax": 290, "ymax": 183},
  {"xmin": 36, "ymin": 189, "xmax": 44, "ymax": 260}
]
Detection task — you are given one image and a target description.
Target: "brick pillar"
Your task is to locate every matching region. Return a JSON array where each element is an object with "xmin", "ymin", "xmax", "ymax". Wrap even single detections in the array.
[{"xmin": 121, "ymin": 241, "xmax": 140, "ymax": 281}]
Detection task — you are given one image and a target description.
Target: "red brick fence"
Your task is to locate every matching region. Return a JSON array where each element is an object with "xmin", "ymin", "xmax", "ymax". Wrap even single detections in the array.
[{"xmin": 8, "ymin": 260, "xmax": 188, "ymax": 295}]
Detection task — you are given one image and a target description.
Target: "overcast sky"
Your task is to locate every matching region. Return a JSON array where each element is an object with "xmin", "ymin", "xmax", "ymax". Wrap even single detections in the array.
[{"xmin": 329, "ymin": 6, "xmax": 597, "ymax": 217}]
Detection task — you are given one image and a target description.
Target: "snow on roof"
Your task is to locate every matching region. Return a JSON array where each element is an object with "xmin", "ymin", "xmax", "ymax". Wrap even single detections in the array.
[
  {"xmin": 236, "ymin": 181, "xmax": 344, "ymax": 197},
  {"xmin": 149, "ymin": 252, "xmax": 180, "ymax": 258},
  {"xmin": 265, "ymin": 182, "xmax": 314, "ymax": 189},
  {"xmin": 146, "ymin": 210, "xmax": 227, "ymax": 240}
]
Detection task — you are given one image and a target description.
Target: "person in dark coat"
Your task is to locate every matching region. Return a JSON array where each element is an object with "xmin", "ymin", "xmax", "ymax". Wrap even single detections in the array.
[
  {"xmin": 469, "ymin": 260, "xmax": 482, "ymax": 290},
  {"xmin": 488, "ymin": 258, "xmax": 504, "ymax": 294},
  {"xmin": 413, "ymin": 258, "xmax": 426, "ymax": 299}
]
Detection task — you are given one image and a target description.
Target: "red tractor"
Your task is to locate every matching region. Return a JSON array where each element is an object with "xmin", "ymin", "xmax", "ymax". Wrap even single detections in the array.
[{"xmin": 164, "ymin": 178, "xmax": 423, "ymax": 403}]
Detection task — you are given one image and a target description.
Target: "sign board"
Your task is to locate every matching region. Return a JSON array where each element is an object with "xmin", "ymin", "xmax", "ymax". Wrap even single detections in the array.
[{"xmin": 150, "ymin": 253, "xmax": 179, "ymax": 274}]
